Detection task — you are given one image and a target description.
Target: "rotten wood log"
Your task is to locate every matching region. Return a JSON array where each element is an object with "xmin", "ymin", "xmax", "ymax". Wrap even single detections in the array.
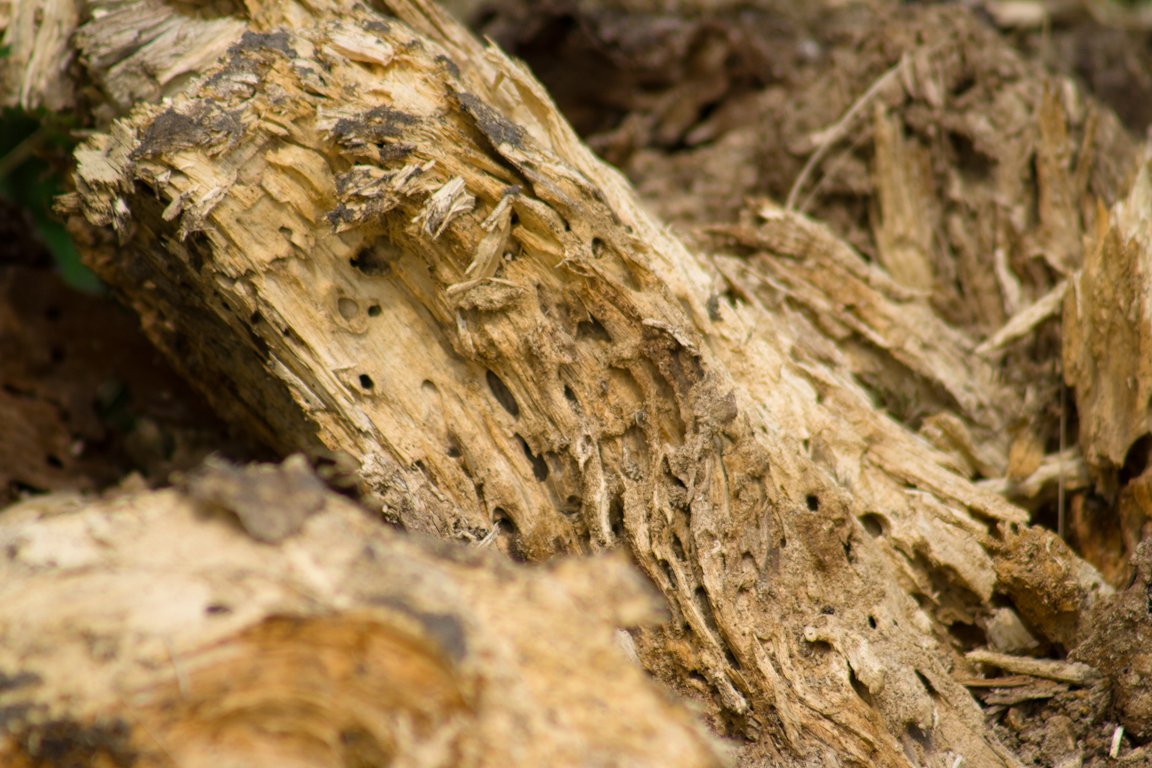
[
  {"xmin": 0, "ymin": 0, "xmax": 1131, "ymax": 765},
  {"xmin": 0, "ymin": 457, "xmax": 722, "ymax": 767},
  {"xmin": 1064, "ymin": 164, "xmax": 1152, "ymax": 495}
]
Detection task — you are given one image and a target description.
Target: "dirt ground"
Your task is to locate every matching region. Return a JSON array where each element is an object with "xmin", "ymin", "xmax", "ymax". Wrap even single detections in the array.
[{"xmin": 3, "ymin": 1, "xmax": 1152, "ymax": 766}]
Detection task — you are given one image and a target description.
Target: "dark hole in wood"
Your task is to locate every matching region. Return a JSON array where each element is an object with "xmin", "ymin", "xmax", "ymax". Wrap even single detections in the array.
[
  {"xmin": 661, "ymin": 559, "xmax": 678, "ymax": 590},
  {"xmin": 446, "ymin": 436, "xmax": 462, "ymax": 459},
  {"xmin": 694, "ymin": 586, "xmax": 721, "ymax": 637},
  {"xmin": 860, "ymin": 513, "xmax": 886, "ymax": 538},
  {"xmin": 576, "ymin": 316, "xmax": 612, "ymax": 342},
  {"xmin": 492, "ymin": 507, "xmax": 526, "ymax": 562},
  {"xmin": 806, "ymin": 494, "xmax": 819, "ymax": 511},
  {"xmin": 486, "ymin": 370, "xmax": 520, "ymax": 418},
  {"xmin": 562, "ymin": 494, "xmax": 581, "ymax": 516},
  {"xmin": 609, "ymin": 487, "xmax": 625, "ymax": 537},
  {"xmin": 1120, "ymin": 433, "xmax": 1152, "ymax": 486},
  {"xmin": 951, "ymin": 76, "xmax": 976, "ymax": 98},
  {"xmin": 905, "ymin": 722, "xmax": 932, "ymax": 749},
  {"xmin": 949, "ymin": 131, "xmax": 992, "ymax": 181},
  {"xmin": 915, "ymin": 670, "xmax": 938, "ymax": 698},
  {"xmin": 359, "ymin": 374, "xmax": 374, "ymax": 390},
  {"xmin": 848, "ymin": 668, "xmax": 873, "ymax": 705},
  {"xmin": 517, "ymin": 435, "xmax": 549, "ymax": 481}
]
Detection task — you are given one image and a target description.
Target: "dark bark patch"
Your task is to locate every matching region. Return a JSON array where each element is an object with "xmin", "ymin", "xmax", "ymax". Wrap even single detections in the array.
[
  {"xmin": 13, "ymin": 718, "xmax": 137, "ymax": 768},
  {"xmin": 229, "ymin": 30, "xmax": 297, "ymax": 58},
  {"xmin": 453, "ymin": 89, "xmax": 526, "ymax": 149}
]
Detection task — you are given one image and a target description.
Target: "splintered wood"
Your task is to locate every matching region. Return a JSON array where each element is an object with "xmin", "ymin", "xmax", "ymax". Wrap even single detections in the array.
[{"xmin": 1064, "ymin": 165, "xmax": 1152, "ymax": 493}]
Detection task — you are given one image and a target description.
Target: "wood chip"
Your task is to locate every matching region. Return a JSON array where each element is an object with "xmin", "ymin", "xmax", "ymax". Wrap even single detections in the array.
[{"xmin": 966, "ymin": 649, "xmax": 1098, "ymax": 684}]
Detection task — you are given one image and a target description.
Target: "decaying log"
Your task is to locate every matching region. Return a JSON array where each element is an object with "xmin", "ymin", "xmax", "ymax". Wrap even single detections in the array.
[
  {"xmin": 0, "ymin": 457, "xmax": 722, "ymax": 767},
  {"xmin": 0, "ymin": 0, "xmax": 1129, "ymax": 765}
]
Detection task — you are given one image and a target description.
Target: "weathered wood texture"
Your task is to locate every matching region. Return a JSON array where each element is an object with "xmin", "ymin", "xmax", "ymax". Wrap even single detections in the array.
[
  {"xmin": 2, "ymin": 0, "xmax": 1126, "ymax": 766},
  {"xmin": 1062, "ymin": 165, "xmax": 1152, "ymax": 579},
  {"xmin": 1065, "ymin": 166, "xmax": 1152, "ymax": 493},
  {"xmin": 0, "ymin": 458, "xmax": 721, "ymax": 767}
]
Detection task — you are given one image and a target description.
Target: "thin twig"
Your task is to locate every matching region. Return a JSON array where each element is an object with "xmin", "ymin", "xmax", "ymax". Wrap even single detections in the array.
[
  {"xmin": 785, "ymin": 41, "xmax": 947, "ymax": 211},
  {"xmin": 797, "ymin": 129, "xmax": 872, "ymax": 214},
  {"xmin": 1058, "ymin": 375, "xmax": 1066, "ymax": 540}
]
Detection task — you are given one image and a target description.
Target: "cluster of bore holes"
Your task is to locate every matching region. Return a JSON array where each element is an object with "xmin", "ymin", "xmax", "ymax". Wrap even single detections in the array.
[
  {"xmin": 486, "ymin": 370, "xmax": 552, "ymax": 483},
  {"xmin": 338, "ymin": 297, "xmax": 382, "ymax": 320},
  {"xmin": 339, "ymin": 299, "xmax": 380, "ymax": 390}
]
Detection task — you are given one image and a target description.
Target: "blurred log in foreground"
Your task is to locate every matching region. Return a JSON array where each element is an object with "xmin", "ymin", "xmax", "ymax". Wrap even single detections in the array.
[{"xmin": 0, "ymin": 456, "xmax": 722, "ymax": 768}]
